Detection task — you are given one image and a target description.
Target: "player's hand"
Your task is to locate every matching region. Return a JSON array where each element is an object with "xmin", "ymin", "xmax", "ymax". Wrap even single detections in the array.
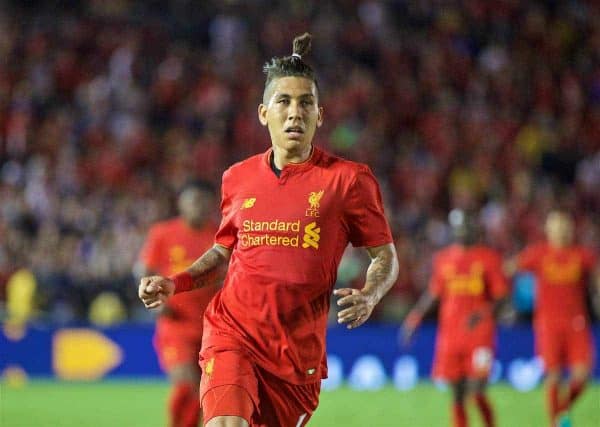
[
  {"xmin": 138, "ymin": 276, "xmax": 175, "ymax": 309},
  {"xmin": 334, "ymin": 288, "xmax": 377, "ymax": 329}
]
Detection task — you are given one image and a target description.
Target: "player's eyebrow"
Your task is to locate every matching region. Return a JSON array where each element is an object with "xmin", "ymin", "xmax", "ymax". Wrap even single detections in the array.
[{"xmin": 274, "ymin": 93, "xmax": 315, "ymax": 100}]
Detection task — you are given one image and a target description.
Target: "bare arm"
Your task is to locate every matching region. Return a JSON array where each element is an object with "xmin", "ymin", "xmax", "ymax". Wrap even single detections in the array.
[
  {"xmin": 138, "ymin": 244, "xmax": 231, "ymax": 309},
  {"xmin": 409, "ymin": 289, "xmax": 438, "ymax": 319},
  {"xmin": 334, "ymin": 243, "xmax": 399, "ymax": 329},
  {"xmin": 363, "ymin": 243, "xmax": 401, "ymax": 303},
  {"xmin": 400, "ymin": 289, "xmax": 439, "ymax": 344},
  {"xmin": 185, "ymin": 245, "xmax": 231, "ymax": 289}
]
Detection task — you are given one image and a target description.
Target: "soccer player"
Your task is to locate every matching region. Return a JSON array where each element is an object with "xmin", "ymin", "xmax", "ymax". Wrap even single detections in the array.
[
  {"xmin": 513, "ymin": 210, "xmax": 599, "ymax": 427},
  {"xmin": 138, "ymin": 33, "xmax": 399, "ymax": 427},
  {"xmin": 136, "ymin": 180, "xmax": 221, "ymax": 427},
  {"xmin": 402, "ymin": 209, "xmax": 509, "ymax": 427}
]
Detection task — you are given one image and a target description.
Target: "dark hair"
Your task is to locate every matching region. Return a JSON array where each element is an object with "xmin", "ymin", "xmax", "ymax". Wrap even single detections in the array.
[
  {"xmin": 179, "ymin": 178, "xmax": 216, "ymax": 196},
  {"xmin": 262, "ymin": 33, "xmax": 318, "ymax": 101}
]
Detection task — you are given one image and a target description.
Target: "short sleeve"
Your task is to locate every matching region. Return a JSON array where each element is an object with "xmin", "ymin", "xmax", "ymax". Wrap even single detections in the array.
[
  {"xmin": 485, "ymin": 251, "xmax": 509, "ymax": 299},
  {"xmin": 518, "ymin": 245, "xmax": 541, "ymax": 272},
  {"xmin": 214, "ymin": 170, "xmax": 238, "ymax": 249},
  {"xmin": 343, "ymin": 166, "xmax": 393, "ymax": 248},
  {"xmin": 139, "ymin": 226, "xmax": 162, "ymax": 271}
]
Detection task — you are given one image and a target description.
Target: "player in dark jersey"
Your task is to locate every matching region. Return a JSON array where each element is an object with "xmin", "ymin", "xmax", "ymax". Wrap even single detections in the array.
[{"xmin": 139, "ymin": 33, "xmax": 399, "ymax": 427}]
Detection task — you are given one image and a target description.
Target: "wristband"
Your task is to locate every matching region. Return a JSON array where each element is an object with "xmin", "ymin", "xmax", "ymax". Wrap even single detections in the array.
[
  {"xmin": 404, "ymin": 311, "xmax": 423, "ymax": 329},
  {"xmin": 170, "ymin": 271, "xmax": 194, "ymax": 294}
]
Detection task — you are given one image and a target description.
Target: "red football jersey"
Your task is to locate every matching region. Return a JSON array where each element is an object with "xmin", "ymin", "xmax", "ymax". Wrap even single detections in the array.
[
  {"xmin": 518, "ymin": 243, "xmax": 597, "ymax": 322},
  {"xmin": 203, "ymin": 147, "xmax": 393, "ymax": 384},
  {"xmin": 139, "ymin": 217, "xmax": 220, "ymax": 340},
  {"xmin": 429, "ymin": 245, "xmax": 508, "ymax": 348}
]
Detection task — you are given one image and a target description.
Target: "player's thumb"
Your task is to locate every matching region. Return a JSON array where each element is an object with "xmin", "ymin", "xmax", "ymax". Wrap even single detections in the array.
[{"xmin": 145, "ymin": 281, "xmax": 161, "ymax": 295}]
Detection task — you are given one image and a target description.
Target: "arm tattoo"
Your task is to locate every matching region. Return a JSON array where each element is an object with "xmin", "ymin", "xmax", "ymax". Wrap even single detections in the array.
[
  {"xmin": 364, "ymin": 244, "xmax": 399, "ymax": 303},
  {"xmin": 187, "ymin": 247, "xmax": 229, "ymax": 290}
]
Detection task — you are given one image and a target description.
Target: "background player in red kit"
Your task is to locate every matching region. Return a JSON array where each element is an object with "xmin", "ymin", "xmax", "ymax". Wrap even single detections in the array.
[
  {"xmin": 139, "ymin": 33, "xmax": 399, "ymax": 427},
  {"xmin": 137, "ymin": 180, "xmax": 220, "ymax": 427},
  {"xmin": 513, "ymin": 210, "xmax": 600, "ymax": 427},
  {"xmin": 402, "ymin": 210, "xmax": 509, "ymax": 427}
]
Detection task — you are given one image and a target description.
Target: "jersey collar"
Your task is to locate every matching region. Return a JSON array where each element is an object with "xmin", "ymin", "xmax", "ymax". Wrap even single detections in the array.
[{"xmin": 263, "ymin": 146, "xmax": 321, "ymax": 176}]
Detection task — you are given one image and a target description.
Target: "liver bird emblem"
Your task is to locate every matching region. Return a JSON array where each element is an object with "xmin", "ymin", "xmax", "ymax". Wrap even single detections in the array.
[{"xmin": 308, "ymin": 190, "xmax": 324, "ymax": 209}]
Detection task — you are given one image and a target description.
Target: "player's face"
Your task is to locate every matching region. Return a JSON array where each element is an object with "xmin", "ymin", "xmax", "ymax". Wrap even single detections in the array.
[
  {"xmin": 545, "ymin": 212, "xmax": 574, "ymax": 246},
  {"xmin": 178, "ymin": 188, "xmax": 213, "ymax": 228},
  {"xmin": 258, "ymin": 76, "xmax": 323, "ymax": 155},
  {"xmin": 449, "ymin": 209, "xmax": 478, "ymax": 245}
]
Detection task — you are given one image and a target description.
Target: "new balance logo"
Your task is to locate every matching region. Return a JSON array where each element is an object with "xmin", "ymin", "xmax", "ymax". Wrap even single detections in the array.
[
  {"xmin": 241, "ymin": 198, "xmax": 256, "ymax": 209},
  {"xmin": 302, "ymin": 222, "xmax": 320, "ymax": 249}
]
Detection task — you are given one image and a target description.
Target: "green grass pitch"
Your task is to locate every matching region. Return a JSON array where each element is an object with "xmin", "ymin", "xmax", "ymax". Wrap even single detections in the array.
[{"xmin": 2, "ymin": 380, "xmax": 599, "ymax": 426}]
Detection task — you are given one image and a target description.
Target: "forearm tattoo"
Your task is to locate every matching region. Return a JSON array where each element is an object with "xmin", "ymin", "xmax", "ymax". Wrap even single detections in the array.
[
  {"xmin": 364, "ymin": 246, "xmax": 399, "ymax": 302},
  {"xmin": 188, "ymin": 247, "xmax": 229, "ymax": 290}
]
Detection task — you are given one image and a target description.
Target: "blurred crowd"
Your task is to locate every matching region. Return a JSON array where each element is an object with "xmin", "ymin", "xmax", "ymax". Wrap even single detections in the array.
[{"xmin": 1, "ymin": 0, "xmax": 599, "ymax": 325}]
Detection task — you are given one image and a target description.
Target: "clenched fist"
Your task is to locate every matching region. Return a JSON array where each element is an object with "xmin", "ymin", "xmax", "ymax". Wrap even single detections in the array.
[{"xmin": 138, "ymin": 276, "xmax": 175, "ymax": 309}]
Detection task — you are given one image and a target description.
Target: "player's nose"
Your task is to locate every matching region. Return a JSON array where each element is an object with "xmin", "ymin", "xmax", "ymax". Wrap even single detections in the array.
[{"xmin": 286, "ymin": 101, "xmax": 302, "ymax": 120}]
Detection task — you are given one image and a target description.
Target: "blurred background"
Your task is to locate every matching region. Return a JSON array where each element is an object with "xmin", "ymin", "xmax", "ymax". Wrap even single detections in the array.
[{"xmin": 1, "ymin": 0, "xmax": 599, "ymax": 426}]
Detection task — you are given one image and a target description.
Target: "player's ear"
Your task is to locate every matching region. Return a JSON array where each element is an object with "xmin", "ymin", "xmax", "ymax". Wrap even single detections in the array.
[
  {"xmin": 316, "ymin": 106, "xmax": 324, "ymax": 128},
  {"xmin": 258, "ymin": 104, "xmax": 268, "ymax": 126}
]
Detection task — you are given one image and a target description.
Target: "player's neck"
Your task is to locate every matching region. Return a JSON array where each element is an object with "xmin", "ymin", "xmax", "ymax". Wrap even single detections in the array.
[{"xmin": 272, "ymin": 144, "xmax": 312, "ymax": 169}]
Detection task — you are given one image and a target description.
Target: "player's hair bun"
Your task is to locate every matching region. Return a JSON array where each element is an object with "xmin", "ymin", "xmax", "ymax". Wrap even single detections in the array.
[
  {"xmin": 262, "ymin": 32, "xmax": 317, "ymax": 100},
  {"xmin": 292, "ymin": 33, "xmax": 312, "ymax": 58}
]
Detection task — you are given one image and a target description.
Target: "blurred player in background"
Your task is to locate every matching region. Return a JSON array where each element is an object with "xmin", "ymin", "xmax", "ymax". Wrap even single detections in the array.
[
  {"xmin": 512, "ymin": 210, "xmax": 600, "ymax": 427},
  {"xmin": 139, "ymin": 33, "xmax": 399, "ymax": 427},
  {"xmin": 136, "ymin": 180, "xmax": 220, "ymax": 427},
  {"xmin": 402, "ymin": 209, "xmax": 509, "ymax": 427}
]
